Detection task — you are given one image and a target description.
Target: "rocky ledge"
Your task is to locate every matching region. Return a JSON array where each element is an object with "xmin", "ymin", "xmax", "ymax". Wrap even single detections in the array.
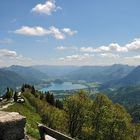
[{"xmin": 0, "ymin": 111, "xmax": 26, "ymax": 140}]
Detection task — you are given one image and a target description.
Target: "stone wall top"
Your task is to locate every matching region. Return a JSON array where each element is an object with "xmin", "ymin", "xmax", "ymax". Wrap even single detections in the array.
[
  {"xmin": 0, "ymin": 111, "xmax": 26, "ymax": 140},
  {"xmin": 0, "ymin": 111, "xmax": 26, "ymax": 124}
]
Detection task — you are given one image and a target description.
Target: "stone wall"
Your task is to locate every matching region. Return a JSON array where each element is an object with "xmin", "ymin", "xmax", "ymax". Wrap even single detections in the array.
[{"xmin": 0, "ymin": 111, "xmax": 26, "ymax": 140}]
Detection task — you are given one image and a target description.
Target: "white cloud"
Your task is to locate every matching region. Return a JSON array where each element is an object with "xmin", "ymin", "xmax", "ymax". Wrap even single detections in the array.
[
  {"xmin": 62, "ymin": 28, "xmax": 77, "ymax": 35},
  {"xmin": 59, "ymin": 53, "xmax": 94, "ymax": 61},
  {"xmin": 100, "ymin": 53, "xmax": 120, "ymax": 58},
  {"xmin": 0, "ymin": 38, "xmax": 13, "ymax": 44},
  {"xmin": 80, "ymin": 47, "xmax": 95, "ymax": 53},
  {"xmin": 32, "ymin": 0, "xmax": 61, "ymax": 16},
  {"xmin": 14, "ymin": 26, "xmax": 49, "ymax": 36},
  {"xmin": 125, "ymin": 55, "xmax": 140, "ymax": 59},
  {"xmin": 80, "ymin": 38, "xmax": 140, "ymax": 54},
  {"xmin": 80, "ymin": 43, "xmax": 128, "ymax": 53},
  {"xmin": 49, "ymin": 26, "xmax": 65, "ymax": 39},
  {"xmin": 104, "ymin": 43, "xmax": 128, "ymax": 52},
  {"xmin": 56, "ymin": 46, "xmax": 67, "ymax": 50},
  {"xmin": 125, "ymin": 38, "xmax": 140, "ymax": 51},
  {"xmin": 0, "ymin": 49, "xmax": 17, "ymax": 58},
  {"xmin": 0, "ymin": 49, "xmax": 32, "ymax": 66},
  {"xmin": 56, "ymin": 45, "xmax": 78, "ymax": 51},
  {"xmin": 14, "ymin": 26, "xmax": 77, "ymax": 40}
]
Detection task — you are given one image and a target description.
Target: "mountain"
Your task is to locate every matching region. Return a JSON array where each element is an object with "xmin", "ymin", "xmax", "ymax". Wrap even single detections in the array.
[
  {"xmin": 3, "ymin": 65, "xmax": 48, "ymax": 83},
  {"xmin": 66, "ymin": 64, "xmax": 134, "ymax": 82},
  {"xmin": 105, "ymin": 85, "xmax": 140, "ymax": 123},
  {"xmin": 118, "ymin": 65, "xmax": 140, "ymax": 85},
  {"xmin": 32, "ymin": 65, "xmax": 79, "ymax": 77},
  {"xmin": 0, "ymin": 69, "xmax": 25, "ymax": 93},
  {"xmin": 101, "ymin": 65, "xmax": 140, "ymax": 89},
  {"xmin": 0, "ymin": 65, "xmax": 49, "ymax": 92},
  {"xmin": 107, "ymin": 85, "xmax": 140, "ymax": 107}
]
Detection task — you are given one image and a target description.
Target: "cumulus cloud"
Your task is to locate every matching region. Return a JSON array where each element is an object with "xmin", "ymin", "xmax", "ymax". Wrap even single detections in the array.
[
  {"xmin": 80, "ymin": 47, "xmax": 95, "ymax": 53},
  {"xmin": 0, "ymin": 49, "xmax": 32, "ymax": 60},
  {"xmin": 0, "ymin": 49, "xmax": 17, "ymax": 58},
  {"xmin": 59, "ymin": 53, "xmax": 94, "ymax": 61},
  {"xmin": 100, "ymin": 53, "xmax": 120, "ymax": 58},
  {"xmin": 62, "ymin": 28, "xmax": 77, "ymax": 35},
  {"xmin": 32, "ymin": 0, "xmax": 61, "ymax": 16},
  {"xmin": 80, "ymin": 38, "xmax": 140, "ymax": 53},
  {"xmin": 49, "ymin": 26, "xmax": 65, "ymax": 39},
  {"xmin": 80, "ymin": 43, "xmax": 128, "ymax": 53},
  {"xmin": 125, "ymin": 38, "xmax": 140, "ymax": 51},
  {"xmin": 0, "ymin": 49, "xmax": 32, "ymax": 67},
  {"xmin": 14, "ymin": 26, "xmax": 77, "ymax": 40},
  {"xmin": 14, "ymin": 26, "xmax": 49, "ymax": 36}
]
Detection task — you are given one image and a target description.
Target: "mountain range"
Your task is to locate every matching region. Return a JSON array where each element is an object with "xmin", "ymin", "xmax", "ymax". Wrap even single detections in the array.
[
  {"xmin": 65, "ymin": 64, "xmax": 135, "ymax": 82},
  {"xmin": 0, "ymin": 64, "xmax": 140, "ymax": 93},
  {"xmin": 101, "ymin": 65, "xmax": 140, "ymax": 89},
  {"xmin": 0, "ymin": 65, "xmax": 48, "ymax": 92}
]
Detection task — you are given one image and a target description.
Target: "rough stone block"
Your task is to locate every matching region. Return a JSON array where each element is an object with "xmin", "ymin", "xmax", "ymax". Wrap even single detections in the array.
[{"xmin": 0, "ymin": 111, "xmax": 26, "ymax": 140}]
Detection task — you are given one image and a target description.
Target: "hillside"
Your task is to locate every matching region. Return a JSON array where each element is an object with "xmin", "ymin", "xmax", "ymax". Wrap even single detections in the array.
[
  {"xmin": 0, "ymin": 65, "xmax": 49, "ymax": 93},
  {"xmin": 106, "ymin": 85, "xmax": 140, "ymax": 123},
  {"xmin": 4, "ymin": 65, "xmax": 48, "ymax": 83},
  {"xmin": 2, "ymin": 87, "xmax": 139, "ymax": 140},
  {"xmin": 119, "ymin": 65, "xmax": 140, "ymax": 86},
  {"xmin": 32, "ymin": 65, "xmax": 79, "ymax": 77},
  {"xmin": 3, "ymin": 96, "xmax": 41, "ymax": 139},
  {"xmin": 107, "ymin": 85, "xmax": 140, "ymax": 107},
  {"xmin": 101, "ymin": 65, "xmax": 140, "ymax": 89},
  {"xmin": 66, "ymin": 64, "xmax": 134, "ymax": 82},
  {"xmin": 0, "ymin": 69, "xmax": 25, "ymax": 92}
]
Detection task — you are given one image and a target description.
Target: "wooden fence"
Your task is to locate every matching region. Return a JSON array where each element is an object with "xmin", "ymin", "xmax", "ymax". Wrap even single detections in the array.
[{"xmin": 38, "ymin": 123, "xmax": 75, "ymax": 140}]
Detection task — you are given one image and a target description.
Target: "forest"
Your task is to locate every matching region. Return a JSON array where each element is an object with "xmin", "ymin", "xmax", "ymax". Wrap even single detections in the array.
[{"xmin": 2, "ymin": 84, "xmax": 140, "ymax": 140}]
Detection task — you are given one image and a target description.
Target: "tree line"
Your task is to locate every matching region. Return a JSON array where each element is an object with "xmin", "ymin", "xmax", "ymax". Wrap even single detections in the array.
[
  {"xmin": 21, "ymin": 84, "xmax": 139, "ymax": 140},
  {"xmin": 2, "ymin": 84, "xmax": 140, "ymax": 139}
]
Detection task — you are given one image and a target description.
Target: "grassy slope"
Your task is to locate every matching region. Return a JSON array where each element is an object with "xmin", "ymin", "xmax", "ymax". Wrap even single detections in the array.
[{"xmin": 3, "ymin": 97, "xmax": 41, "ymax": 139}]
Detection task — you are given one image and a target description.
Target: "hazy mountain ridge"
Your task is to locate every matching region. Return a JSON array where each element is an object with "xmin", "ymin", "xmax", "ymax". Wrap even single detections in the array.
[
  {"xmin": 106, "ymin": 85, "xmax": 140, "ymax": 106},
  {"xmin": 0, "ymin": 69, "xmax": 25, "ymax": 92},
  {"xmin": 0, "ymin": 64, "xmax": 139, "ymax": 92},
  {"xmin": 33, "ymin": 64, "xmax": 134, "ymax": 82},
  {"xmin": 65, "ymin": 64, "xmax": 135, "ymax": 82},
  {"xmin": 32, "ymin": 65, "xmax": 79, "ymax": 77},
  {"xmin": 0, "ymin": 65, "xmax": 48, "ymax": 92},
  {"xmin": 101, "ymin": 65, "xmax": 140, "ymax": 89},
  {"xmin": 3, "ymin": 65, "xmax": 48, "ymax": 83}
]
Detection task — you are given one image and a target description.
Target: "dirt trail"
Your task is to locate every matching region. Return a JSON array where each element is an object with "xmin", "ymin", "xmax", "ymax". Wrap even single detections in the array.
[{"xmin": 0, "ymin": 103, "xmax": 14, "ymax": 110}]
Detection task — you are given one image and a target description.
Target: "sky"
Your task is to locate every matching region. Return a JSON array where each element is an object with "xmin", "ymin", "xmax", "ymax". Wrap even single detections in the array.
[{"xmin": 0, "ymin": 0, "xmax": 140, "ymax": 67}]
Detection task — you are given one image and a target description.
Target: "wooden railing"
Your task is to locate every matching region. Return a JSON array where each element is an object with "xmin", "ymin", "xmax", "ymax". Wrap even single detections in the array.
[{"xmin": 38, "ymin": 123, "xmax": 74, "ymax": 140}]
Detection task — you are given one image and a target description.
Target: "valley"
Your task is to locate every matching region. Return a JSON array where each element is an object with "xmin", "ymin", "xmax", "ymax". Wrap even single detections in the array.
[{"xmin": 0, "ymin": 64, "xmax": 140, "ymax": 140}]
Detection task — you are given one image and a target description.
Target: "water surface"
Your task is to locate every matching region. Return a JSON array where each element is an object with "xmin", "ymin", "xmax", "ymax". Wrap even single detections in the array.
[{"xmin": 41, "ymin": 82, "xmax": 87, "ymax": 92}]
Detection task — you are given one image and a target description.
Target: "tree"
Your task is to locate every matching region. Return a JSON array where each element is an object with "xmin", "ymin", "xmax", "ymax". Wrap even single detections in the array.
[
  {"xmin": 14, "ymin": 91, "xmax": 18, "ymax": 102},
  {"xmin": 5, "ymin": 87, "xmax": 13, "ymax": 100},
  {"xmin": 49, "ymin": 94, "xmax": 55, "ymax": 105},
  {"xmin": 45, "ymin": 92, "xmax": 55, "ymax": 106},
  {"xmin": 64, "ymin": 91, "xmax": 92, "ymax": 138},
  {"xmin": 91, "ymin": 94, "xmax": 133, "ymax": 140},
  {"xmin": 31, "ymin": 86, "xmax": 36, "ymax": 95},
  {"xmin": 39, "ymin": 93, "xmax": 44, "ymax": 100},
  {"xmin": 45, "ymin": 91, "xmax": 51, "ymax": 103},
  {"xmin": 21, "ymin": 84, "xmax": 25, "ymax": 93},
  {"xmin": 55, "ymin": 99, "xmax": 63, "ymax": 109}
]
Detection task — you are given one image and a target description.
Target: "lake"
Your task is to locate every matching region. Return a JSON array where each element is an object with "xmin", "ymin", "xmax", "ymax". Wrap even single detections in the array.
[{"xmin": 41, "ymin": 82, "xmax": 87, "ymax": 92}]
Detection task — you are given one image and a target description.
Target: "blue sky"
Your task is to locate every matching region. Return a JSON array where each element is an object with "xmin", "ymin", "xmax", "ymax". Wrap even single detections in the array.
[{"xmin": 0, "ymin": 0, "xmax": 140, "ymax": 66}]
